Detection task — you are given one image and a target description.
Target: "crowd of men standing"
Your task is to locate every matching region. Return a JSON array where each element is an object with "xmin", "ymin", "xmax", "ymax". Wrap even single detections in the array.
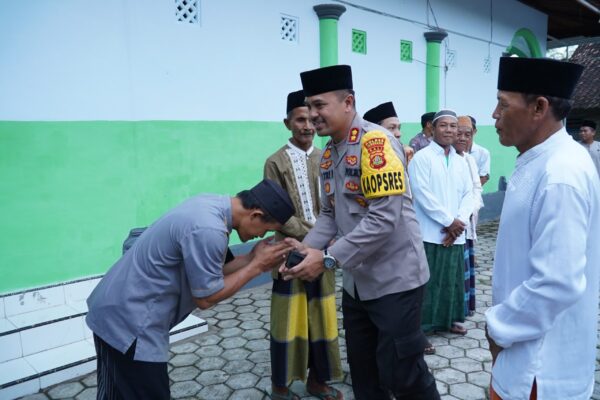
[{"xmin": 84, "ymin": 56, "xmax": 600, "ymax": 400}]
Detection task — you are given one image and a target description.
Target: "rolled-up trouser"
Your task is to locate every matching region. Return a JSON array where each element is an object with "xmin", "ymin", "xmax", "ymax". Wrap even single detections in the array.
[
  {"xmin": 342, "ymin": 285, "xmax": 440, "ymax": 400},
  {"xmin": 94, "ymin": 334, "xmax": 170, "ymax": 400}
]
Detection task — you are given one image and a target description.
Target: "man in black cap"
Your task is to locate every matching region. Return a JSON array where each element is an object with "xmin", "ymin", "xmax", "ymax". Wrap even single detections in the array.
[
  {"xmin": 364, "ymin": 101, "xmax": 415, "ymax": 162},
  {"xmin": 485, "ymin": 57, "xmax": 600, "ymax": 400},
  {"xmin": 263, "ymin": 91, "xmax": 342, "ymax": 400},
  {"xmin": 409, "ymin": 111, "xmax": 436, "ymax": 153},
  {"xmin": 86, "ymin": 179, "xmax": 294, "ymax": 399},
  {"xmin": 579, "ymin": 119, "xmax": 599, "ymax": 177},
  {"xmin": 281, "ymin": 64, "xmax": 439, "ymax": 400}
]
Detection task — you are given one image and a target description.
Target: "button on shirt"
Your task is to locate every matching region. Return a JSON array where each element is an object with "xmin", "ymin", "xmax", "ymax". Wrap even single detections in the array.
[
  {"xmin": 408, "ymin": 141, "xmax": 474, "ymax": 245},
  {"xmin": 86, "ymin": 195, "xmax": 232, "ymax": 362},
  {"xmin": 485, "ymin": 129, "xmax": 600, "ymax": 399}
]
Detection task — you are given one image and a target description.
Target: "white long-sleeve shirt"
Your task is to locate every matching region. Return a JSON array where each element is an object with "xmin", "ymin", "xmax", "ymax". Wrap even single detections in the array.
[
  {"xmin": 485, "ymin": 128, "xmax": 600, "ymax": 400},
  {"xmin": 408, "ymin": 140, "xmax": 474, "ymax": 245},
  {"xmin": 470, "ymin": 142, "xmax": 491, "ymax": 177},
  {"xmin": 462, "ymin": 152, "xmax": 483, "ymax": 240}
]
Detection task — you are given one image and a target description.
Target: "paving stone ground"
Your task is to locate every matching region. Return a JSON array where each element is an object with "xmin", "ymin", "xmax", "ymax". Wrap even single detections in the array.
[{"xmin": 23, "ymin": 221, "xmax": 600, "ymax": 400}]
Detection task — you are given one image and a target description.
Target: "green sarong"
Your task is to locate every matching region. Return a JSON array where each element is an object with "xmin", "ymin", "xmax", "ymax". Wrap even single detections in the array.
[{"xmin": 421, "ymin": 242, "xmax": 465, "ymax": 333}]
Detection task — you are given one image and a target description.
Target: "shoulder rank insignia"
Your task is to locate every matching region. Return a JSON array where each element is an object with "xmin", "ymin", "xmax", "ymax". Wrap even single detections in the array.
[
  {"xmin": 345, "ymin": 155, "xmax": 358, "ymax": 166},
  {"xmin": 360, "ymin": 130, "xmax": 406, "ymax": 199},
  {"xmin": 348, "ymin": 127, "xmax": 360, "ymax": 144}
]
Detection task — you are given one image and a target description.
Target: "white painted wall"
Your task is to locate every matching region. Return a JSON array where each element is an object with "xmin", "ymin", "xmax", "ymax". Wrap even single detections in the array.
[{"xmin": 0, "ymin": 0, "xmax": 546, "ymax": 123}]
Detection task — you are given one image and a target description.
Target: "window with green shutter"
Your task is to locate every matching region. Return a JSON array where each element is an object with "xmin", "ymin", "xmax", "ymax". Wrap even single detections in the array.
[{"xmin": 352, "ymin": 29, "xmax": 367, "ymax": 54}]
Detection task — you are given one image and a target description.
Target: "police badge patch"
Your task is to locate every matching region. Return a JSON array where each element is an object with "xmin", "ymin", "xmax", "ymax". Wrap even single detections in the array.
[{"xmin": 360, "ymin": 130, "xmax": 406, "ymax": 199}]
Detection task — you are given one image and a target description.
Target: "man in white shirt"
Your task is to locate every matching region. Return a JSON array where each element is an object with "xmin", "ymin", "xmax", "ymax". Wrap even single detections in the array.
[
  {"xmin": 468, "ymin": 116, "xmax": 491, "ymax": 186},
  {"xmin": 579, "ymin": 119, "xmax": 600, "ymax": 178},
  {"xmin": 485, "ymin": 56, "xmax": 600, "ymax": 400},
  {"xmin": 455, "ymin": 116, "xmax": 483, "ymax": 317},
  {"xmin": 408, "ymin": 109, "xmax": 474, "ymax": 339}
]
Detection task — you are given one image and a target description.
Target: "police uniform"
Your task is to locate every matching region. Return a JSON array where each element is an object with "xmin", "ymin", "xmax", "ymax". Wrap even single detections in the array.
[{"xmin": 298, "ymin": 63, "xmax": 439, "ymax": 398}]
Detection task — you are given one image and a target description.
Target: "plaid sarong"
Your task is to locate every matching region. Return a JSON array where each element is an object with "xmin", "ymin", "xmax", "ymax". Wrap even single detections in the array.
[
  {"xmin": 464, "ymin": 239, "xmax": 476, "ymax": 315},
  {"xmin": 270, "ymin": 270, "xmax": 342, "ymax": 386},
  {"xmin": 421, "ymin": 242, "xmax": 465, "ymax": 333}
]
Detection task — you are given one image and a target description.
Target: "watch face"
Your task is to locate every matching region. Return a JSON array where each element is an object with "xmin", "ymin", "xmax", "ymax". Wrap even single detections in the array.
[{"xmin": 324, "ymin": 256, "xmax": 336, "ymax": 269}]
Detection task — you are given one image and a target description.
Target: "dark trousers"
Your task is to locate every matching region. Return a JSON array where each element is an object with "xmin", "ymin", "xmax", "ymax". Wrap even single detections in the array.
[
  {"xmin": 342, "ymin": 286, "xmax": 440, "ymax": 400},
  {"xmin": 93, "ymin": 334, "xmax": 170, "ymax": 400}
]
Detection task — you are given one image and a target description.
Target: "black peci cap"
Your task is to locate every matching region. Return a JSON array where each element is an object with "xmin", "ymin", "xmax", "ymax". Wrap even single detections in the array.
[
  {"xmin": 581, "ymin": 120, "xmax": 597, "ymax": 130},
  {"xmin": 286, "ymin": 90, "xmax": 306, "ymax": 114},
  {"xmin": 363, "ymin": 102, "xmax": 397, "ymax": 124},
  {"xmin": 300, "ymin": 65, "xmax": 353, "ymax": 97},
  {"xmin": 249, "ymin": 179, "xmax": 294, "ymax": 225},
  {"xmin": 497, "ymin": 57, "xmax": 584, "ymax": 99}
]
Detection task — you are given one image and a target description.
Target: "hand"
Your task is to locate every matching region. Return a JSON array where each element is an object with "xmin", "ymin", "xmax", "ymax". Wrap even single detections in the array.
[
  {"xmin": 404, "ymin": 145, "xmax": 415, "ymax": 164},
  {"xmin": 279, "ymin": 247, "xmax": 324, "ymax": 282},
  {"xmin": 251, "ymin": 240, "xmax": 293, "ymax": 273},
  {"xmin": 441, "ymin": 232, "xmax": 456, "ymax": 247},
  {"xmin": 283, "ymin": 237, "xmax": 307, "ymax": 252},
  {"xmin": 444, "ymin": 218, "xmax": 466, "ymax": 239},
  {"xmin": 485, "ymin": 325, "xmax": 503, "ymax": 364},
  {"xmin": 249, "ymin": 236, "xmax": 275, "ymax": 259}
]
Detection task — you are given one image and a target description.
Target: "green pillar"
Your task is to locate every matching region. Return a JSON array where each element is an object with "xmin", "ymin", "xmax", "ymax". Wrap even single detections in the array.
[
  {"xmin": 424, "ymin": 30, "xmax": 448, "ymax": 113},
  {"xmin": 313, "ymin": 4, "xmax": 346, "ymax": 67}
]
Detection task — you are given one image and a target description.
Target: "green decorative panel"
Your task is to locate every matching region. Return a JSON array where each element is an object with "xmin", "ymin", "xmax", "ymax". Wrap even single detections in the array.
[
  {"xmin": 400, "ymin": 40, "xmax": 413, "ymax": 62},
  {"xmin": 352, "ymin": 29, "xmax": 367, "ymax": 54}
]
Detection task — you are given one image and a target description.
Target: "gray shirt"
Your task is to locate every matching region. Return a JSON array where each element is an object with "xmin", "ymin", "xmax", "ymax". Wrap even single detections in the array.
[{"xmin": 86, "ymin": 195, "xmax": 232, "ymax": 362}]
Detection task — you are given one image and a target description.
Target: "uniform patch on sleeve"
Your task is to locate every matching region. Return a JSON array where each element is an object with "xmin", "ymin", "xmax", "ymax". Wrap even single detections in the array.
[{"xmin": 360, "ymin": 130, "xmax": 406, "ymax": 199}]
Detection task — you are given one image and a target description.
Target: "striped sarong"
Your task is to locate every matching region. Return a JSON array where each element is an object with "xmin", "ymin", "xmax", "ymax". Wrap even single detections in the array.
[
  {"xmin": 421, "ymin": 242, "xmax": 465, "ymax": 333},
  {"xmin": 464, "ymin": 239, "xmax": 476, "ymax": 315},
  {"xmin": 270, "ymin": 270, "xmax": 342, "ymax": 386}
]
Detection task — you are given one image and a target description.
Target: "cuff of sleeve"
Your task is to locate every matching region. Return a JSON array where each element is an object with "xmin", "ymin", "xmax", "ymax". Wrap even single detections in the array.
[
  {"xmin": 191, "ymin": 280, "xmax": 224, "ymax": 299},
  {"xmin": 485, "ymin": 306, "xmax": 513, "ymax": 349}
]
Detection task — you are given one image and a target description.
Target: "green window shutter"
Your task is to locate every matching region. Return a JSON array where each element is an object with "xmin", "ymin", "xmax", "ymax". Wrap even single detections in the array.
[
  {"xmin": 400, "ymin": 40, "xmax": 413, "ymax": 62},
  {"xmin": 352, "ymin": 29, "xmax": 367, "ymax": 54}
]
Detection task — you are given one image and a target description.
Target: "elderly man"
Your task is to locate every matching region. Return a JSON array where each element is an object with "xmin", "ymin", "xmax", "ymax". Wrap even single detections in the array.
[
  {"xmin": 579, "ymin": 119, "xmax": 600, "ymax": 177},
  {"xmin": 264, "ymin": 90, "xmax": 342, "ymax": 400},
  {"xmin": 364, "ymin": 101, "xmax": 414, "ymax": 162},
  {"xmin": 281, "ymin": 65, "xmax": 439, "ymax": 400},
  {"xmin": 408, "ymin": 109, "xmax": 474, "ymax": 338},
  {"xmin": 455, "ymin": 116, "xmax": 483, "ymax": 317},
  {"xmin": 485, "ymin": 57, "xmax": 600, "ymax": 400}
]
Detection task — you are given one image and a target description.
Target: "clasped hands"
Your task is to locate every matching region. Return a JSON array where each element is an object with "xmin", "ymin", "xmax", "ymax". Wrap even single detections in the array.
[{"xmin": 441, "ymin": 218, "xmax": 466, "ymax": 247}]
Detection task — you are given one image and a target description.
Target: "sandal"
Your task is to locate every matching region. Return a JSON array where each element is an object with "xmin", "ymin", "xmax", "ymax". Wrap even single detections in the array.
[
  {"xmin": 264, "ymin": 387, "xmax": 300, "ymax": 400},
  {"xmin": 424, "ymin": 340, "xmax": 436, "ymax": 355},
  {"xmin": 306, "ymin": 385, "xmax": 343, "ymax": 400},
  {"xmin": 450, "ymin": 323, "xmax": 468, "ymax": 335}
]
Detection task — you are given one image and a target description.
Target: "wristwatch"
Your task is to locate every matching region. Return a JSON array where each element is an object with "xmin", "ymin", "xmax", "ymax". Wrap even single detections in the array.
[{"xmin": 323, "ymin": 248, "xmax": 338, "ymax": 270}]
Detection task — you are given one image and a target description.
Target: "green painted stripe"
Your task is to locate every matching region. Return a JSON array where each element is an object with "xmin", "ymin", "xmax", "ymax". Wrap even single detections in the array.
[{"xmin": 0, "ymin": 120, "xmax": 515, "ymax": 292}]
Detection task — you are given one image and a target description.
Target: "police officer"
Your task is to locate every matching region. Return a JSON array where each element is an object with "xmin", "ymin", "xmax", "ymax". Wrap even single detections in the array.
[{"xmin": 281, "ymin": 65, "xmax": 440, "ymax": 400}]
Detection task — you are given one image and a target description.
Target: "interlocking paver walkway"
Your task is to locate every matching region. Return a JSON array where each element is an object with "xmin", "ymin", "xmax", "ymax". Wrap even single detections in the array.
[{"xmin": 21, "ymin": 221, "xmax": 600, "ymax": 400}]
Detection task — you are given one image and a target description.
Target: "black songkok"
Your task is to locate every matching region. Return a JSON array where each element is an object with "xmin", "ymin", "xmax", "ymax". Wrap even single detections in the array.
[
  {"xmin": 363, "ymin": 102, "xmax": 397, "ymax": 124},
  {"xmin": 581, "ymin": 120, "xmax": 597, "ymax": 130},
  {"xmin": 300, "ymin": 65, "xmax": 353, "ymax": 97},
  {"xmin": 286, "ymin": 90, "xmax": 306, "ymax": 114},
  {"xmin": 249, "ymin": 179, "xmax": 294, "ymax": 225},
  {"xmin": 497, "ymin": 57, "xmax": 584, "ymax": 99}
]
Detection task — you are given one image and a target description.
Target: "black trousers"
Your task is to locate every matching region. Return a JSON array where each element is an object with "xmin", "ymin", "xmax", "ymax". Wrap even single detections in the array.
[
  {"xmin": 342, "ymin": 286, "xmax": 440, "ymax": 400},
  {"xmin": 93, "ymin": 334, "xmax": 170, "ymax": 400}
]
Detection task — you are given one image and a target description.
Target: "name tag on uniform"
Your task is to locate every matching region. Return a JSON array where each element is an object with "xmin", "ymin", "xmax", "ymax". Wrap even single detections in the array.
[{"xmin": 360, "ymin": 130, "xmax": 406, "ymax": 199}]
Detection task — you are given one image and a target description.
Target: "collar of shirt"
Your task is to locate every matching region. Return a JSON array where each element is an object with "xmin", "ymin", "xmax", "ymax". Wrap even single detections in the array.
[
  {"xmin": 429, "ymin": 139, "xmax": 457, "ymax": 157},
  {"xmin": 515, "ymin": 127, "xmax": 565, "ymax": 168},
  {"xmin": 286, "ymin": 140, "xmax": 314, "ymax": 156}
]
